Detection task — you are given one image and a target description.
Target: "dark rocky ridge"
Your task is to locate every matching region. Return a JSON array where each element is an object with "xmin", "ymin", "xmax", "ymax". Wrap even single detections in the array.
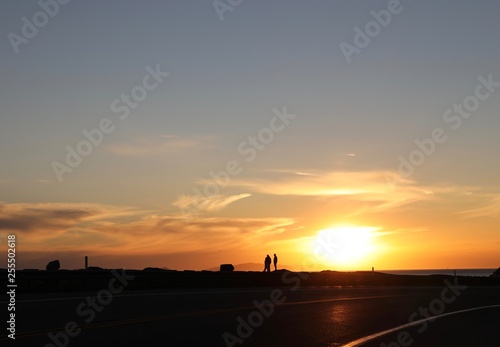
[
  {"xmin": 3, "ymin": 268, "xmax": 500, "ymax": 293},
  {"xmin": 490, "ymin": 267, "xmax": 500, "ymax": 278}
]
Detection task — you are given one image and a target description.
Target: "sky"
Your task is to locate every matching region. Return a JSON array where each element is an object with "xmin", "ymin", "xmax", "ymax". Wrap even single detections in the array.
[{"xmin": 1, "ymin": 0, "xmax": 500, "ymax": 271}]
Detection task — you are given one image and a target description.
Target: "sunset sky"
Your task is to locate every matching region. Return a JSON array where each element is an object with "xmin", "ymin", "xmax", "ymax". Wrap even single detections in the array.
[{"xmin": 1, "ymin": 1, "xmax": 500, "ymax": 271}]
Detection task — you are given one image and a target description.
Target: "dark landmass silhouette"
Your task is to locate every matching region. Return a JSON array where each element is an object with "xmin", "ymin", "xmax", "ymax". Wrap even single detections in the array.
[
  {"xmin": 3, "ymin": 267, "xmax": 499, "ymax": 293},
  {"xmin": 206, "ymin": 263, "xmax": 293, "ymax": 272},
  {"xmin": 490, "ymin": 267, "xmax": 500, "ymax": 278}
]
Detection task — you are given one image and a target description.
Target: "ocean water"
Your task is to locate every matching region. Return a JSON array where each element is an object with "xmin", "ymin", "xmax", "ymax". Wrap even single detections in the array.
[{"xmin": 380, "ymin": 268, "xmax": 497, "ymax": 277}]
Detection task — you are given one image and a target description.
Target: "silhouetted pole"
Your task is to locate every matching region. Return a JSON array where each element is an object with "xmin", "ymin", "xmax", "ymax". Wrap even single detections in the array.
[{"xmin": 85, "ymin": 256, "xmax": 88, "ymax": 270}]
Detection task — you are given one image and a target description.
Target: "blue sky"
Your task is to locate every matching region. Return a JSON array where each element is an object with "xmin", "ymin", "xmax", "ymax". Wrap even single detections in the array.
[{"xmin": 1, "ymin": 1, "xmax": 500, "ymax": 270}]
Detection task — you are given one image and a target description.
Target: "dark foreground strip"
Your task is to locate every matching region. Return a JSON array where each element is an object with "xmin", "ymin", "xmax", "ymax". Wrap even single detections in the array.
[
  {"xmin": 343, "ymin": 304, "xmax": 500, "ymax": 347},
  {"xmin": 1, "ymin": 294, "xmax": 411, "ymax": 339}
]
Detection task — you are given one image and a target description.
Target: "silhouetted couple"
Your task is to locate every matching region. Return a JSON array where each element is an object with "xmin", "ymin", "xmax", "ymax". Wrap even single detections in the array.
[{"xmin": 263, "ymin": 254, "xmax": 278, "ymax": 272}]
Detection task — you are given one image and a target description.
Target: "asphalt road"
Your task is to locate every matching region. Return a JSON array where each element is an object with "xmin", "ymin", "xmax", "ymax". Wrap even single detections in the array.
[{"xmin": 2, "ymin": 284, "xmax": 500, "ymax": 347}]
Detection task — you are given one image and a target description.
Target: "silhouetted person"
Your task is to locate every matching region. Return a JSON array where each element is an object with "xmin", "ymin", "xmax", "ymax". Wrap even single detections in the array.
[
  {"xmin": 273, "ymin": 254, "xmax": 278, "ymax": 271},
  {"xmin": 264, "ymin": 254, "xmax": 271, "ymax": 272}
]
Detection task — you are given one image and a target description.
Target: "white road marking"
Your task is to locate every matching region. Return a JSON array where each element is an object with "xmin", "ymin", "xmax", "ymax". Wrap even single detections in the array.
[{"xmin": 343, "ymin": 304, "xmax": 500, "ymax": 347}]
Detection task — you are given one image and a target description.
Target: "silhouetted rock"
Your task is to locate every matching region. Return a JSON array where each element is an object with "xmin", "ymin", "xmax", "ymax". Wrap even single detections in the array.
[
  {"xmin": 220, "ymin": 264, "xmax": 234, "ymax": 272},
  {"xmin": 46, "ymin": 260, "xmax": 60, "ymax": 271},
  {"xmin": 490, "ymin": 267, "xmax": 500, "ymax": 278},
  {"xmin": 143, "ymin": 267, "xmax": 168, "ymax": 271}
]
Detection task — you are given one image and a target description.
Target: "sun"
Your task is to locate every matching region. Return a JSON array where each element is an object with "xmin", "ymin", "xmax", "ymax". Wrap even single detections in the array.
[{"xmin": 311, "ymin": 225, "xmax": 379, "ymax": 269}]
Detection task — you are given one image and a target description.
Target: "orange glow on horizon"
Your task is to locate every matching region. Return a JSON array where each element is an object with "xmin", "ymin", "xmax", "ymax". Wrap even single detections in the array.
[{"xmin": 307, "ymin": 225, "xmax": 382, "ymax": 270}]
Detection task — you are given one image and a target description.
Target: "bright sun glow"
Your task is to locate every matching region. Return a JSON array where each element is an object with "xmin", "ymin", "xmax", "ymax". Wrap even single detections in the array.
[{"xmin": 312, "ymin": 225, "xmax": 380, "ymax": 269}]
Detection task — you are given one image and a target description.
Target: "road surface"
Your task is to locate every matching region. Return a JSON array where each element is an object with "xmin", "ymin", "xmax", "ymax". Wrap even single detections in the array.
[{"xmin": 2, "ymin": 285, "xmax": 500, "ymax": 346}]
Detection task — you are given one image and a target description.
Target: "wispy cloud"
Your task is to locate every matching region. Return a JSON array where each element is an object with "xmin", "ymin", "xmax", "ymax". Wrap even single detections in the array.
[
  {"xmin": 172, "ymin": 193, "xmax": 251, "ymax": 213},
  {"xmin": 0, "ymin": 203, "xmax": 150, "ymax": 234},
  {"xmin": 459, "ymin": 195, "xmax": 500, "ymax": 219},
  {"xmin": 293, "ymin": 172, "xmax": 320, "ymax": 177},
  {"xmin": 376, "ymin": 227, "xmax": 428, "ymax": 236},
  {"xmin": 212, "ymin": 169, "xmax": 481, "ymax": 217},
  {"xmin": 0, "ymin": 202, "xmax": 296, "ymax": 256},
  {"xmin": 221, "ymin": 170, "xmax": 434, "ymax": 214},
  {"xmin": 227, "ymin": 170, "xmax": 395, "ymax": 196}
]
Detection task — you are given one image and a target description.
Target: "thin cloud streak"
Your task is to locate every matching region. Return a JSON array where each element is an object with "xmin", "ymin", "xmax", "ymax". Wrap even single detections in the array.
[
  {"xmin": 0, "ymin": 202, "xmax": 152, "ymax": 233},
  {"xmin": 0, "ymin": 202, "xmax": 297, "ymax": 257},
  {"xmin": 172, "ymin": 193, "xmax": 251, "ymax": 213},
  {"xmin": 228, "ymin": 170, "xmax": 403, "ymax": 196},
  {"xmin": 459, "ymin": 195, "xmax": 500, "ymax": 219},
  {"xmin": 225, "ymin": 170, "xmax": 433, "ymax": 213}
]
